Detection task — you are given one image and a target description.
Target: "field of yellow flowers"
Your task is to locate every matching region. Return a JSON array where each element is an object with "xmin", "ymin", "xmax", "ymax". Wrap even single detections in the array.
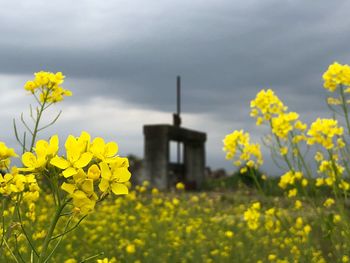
[
  {"xmin": 5, "ymin": 182, "xmax": 349, "ymax": 263},
  {"xmin": 2, "ymin": 62, "xmax": 350, "ymax": 262}
]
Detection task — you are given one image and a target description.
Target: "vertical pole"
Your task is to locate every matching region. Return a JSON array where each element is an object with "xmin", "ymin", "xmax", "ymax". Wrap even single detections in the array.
[
  {"xmin": 177, "ymin": 76, "xmax": 181, "ymax": 116},
  {"xmin": 177, "ymin": 76, "xmax": 181, "ymax": 164}
]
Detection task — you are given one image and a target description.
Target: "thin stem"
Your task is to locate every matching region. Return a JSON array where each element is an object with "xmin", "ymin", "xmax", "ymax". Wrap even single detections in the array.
[
  {"xmin": 3, "ymin": 238, "xmax": 19, "ymax": 263},
  {"xmin": 38, "ymin": 201, "xmax": 68, "ymax": 263},
  {"xmin": 30, "ymin": 101, "xmax": 46, "ymax": 151},
  {"xmin": 16, "ymin": 205, "xmax": 39, "ymax": 257},
  {"xmin": 0, "ymin": 198, "xmax": 6, "ymax": 248},
  {"xmin": 339, "ymin": 85, "xmax": 350, "ymax": 135},
  {"xmin": 50, "ymin": 215, "xmax": 87, "ymax": 241},
  {"xmin": 44, "ymin": 216, "xmax": 73, "ymax": 263},
  {"xmin": 14, "ymin": 234, "xmax": 26, "ymax": 263},
  {"xmin": 20, "ymin": 113, "xmax": 34, "ymax": 136},
  {"xmin": 79, "ymin": 252, "xmax": 105, "ymax": 263}
]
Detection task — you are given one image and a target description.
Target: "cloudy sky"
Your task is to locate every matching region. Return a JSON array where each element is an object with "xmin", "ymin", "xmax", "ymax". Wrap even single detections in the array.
[{"xmin": 1, "ymin": 0, "xmax": 350, "ymax": 174}]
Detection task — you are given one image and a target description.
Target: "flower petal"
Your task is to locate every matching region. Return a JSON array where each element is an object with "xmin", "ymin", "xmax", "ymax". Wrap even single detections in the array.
[
  {"xmin": 61, "ymin": 182, "xmax": 76, "ymax": 195},
  {"xmin": 113, "ymin": 168, "xmax": 131, "ymax": 183},
  {"xmin": 99, "ymin": 178, "xmax": 110, "ymax": 192},
  {"xmin": 74, "ymin": 152, "xmax": 93, "ymax": 168},
  {"xmin": 22, "ymin": 152, "xmax": 36, "ymax": 168},
  {"xmin": 62, "ymin": 167, "xmax": 77, "ymax": 178},
  {"xmin": 111, "ymin": 183, "xmax": 128, "ymax": 195},
  {"xmin": 50, "ymin": 156, "xmax": 70, "ymax": 169}
]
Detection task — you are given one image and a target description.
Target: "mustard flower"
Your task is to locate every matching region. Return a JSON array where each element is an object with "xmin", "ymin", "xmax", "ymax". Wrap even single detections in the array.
[
  {"xmin": 323, "ymin": 62, "xmax": 350, "ymax": 92},
  {"xmin": 19, "ymin": 135, "xmax": 59, "ymax": 172},
  {"xmin": 0, "ymin": 141, "xmax": 18, "ymax": 169},
  {"xmin": 98, "ymin": 158, "xmax": 131, "ymax": 195},
  {"xmin": 90, "ymin": 137, "xmax": 119, "ymax": 163},
  {"xmin": 271, "ymin": 112, "xmax": 299, "ymax": 139},
  {"xmin": 307, "ymin": 118, "xmax": 343, "ymax": 149},
  {"xmin": 50, "ymin": 133, "xmax": 93, "ymax": 178},
  {"xmin": 223, "ymin": 130, "xmax": 263, "ymax": 168},
  {"xmin": 323, "ymin": 198, "xmax": 335, "ymax": 208},
  {"xmin": 176, "ymin": 182, "xmax": 185, "ymax": 190},
  {"xmin": 250, "ymin": 89, "xmax": 287, "ymax": 124},
  {"xmin": 243, "ymin": 202, "xmax": 261, "ymax": 230},
  {"xmin": 25, "ymin": 71, "xmax": 72, "ymax": 103}
]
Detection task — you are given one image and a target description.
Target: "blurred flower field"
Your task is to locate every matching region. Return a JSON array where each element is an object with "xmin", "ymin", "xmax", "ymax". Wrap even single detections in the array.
[
  {"xmin": 3, "ymin": 63, "xmax": 350, "ymax": 262},
  {"xmin": 4, "ymin": 183, "xmax": 350, "ymax": 263}
]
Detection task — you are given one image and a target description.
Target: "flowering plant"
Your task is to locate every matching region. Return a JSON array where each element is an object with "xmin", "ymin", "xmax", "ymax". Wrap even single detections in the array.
[{"xmin": 0, "ymin": 71, "xmax": 131, "ymax": 262}]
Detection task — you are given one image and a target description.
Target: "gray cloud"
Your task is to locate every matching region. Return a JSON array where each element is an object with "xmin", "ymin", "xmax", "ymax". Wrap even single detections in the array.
[{"xmin": 1, "ymin": 0, "xmax": 350, "ymax": 173}]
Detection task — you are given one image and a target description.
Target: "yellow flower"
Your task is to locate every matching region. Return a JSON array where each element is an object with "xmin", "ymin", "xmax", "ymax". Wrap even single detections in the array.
[
  {"xmin": 244, "ymin": 202, "xmax": 261, "ymax": 230},
  {"xmin": 280, "ymin": 147, "xmax": 288, "ymax": 156},
  {"xmin": 339, "ymin": 180, "xmax": 350, "ymax": 191},
  {"xmin": 295, "ymin": 200, "xmax": 302, "ymax": 210},
  {"xmin": 50, "ymin": 133, "xmax": 93, "ymax": 178},
  {"xmin": 333, "ymin": 214, "xmax": 341, "ymax": 224},
  {"xmin": 250, "ymin": 89, "xmax": 287, "ymax": 124},
  {"xmin": 323, "ymin": 198, "xmax": 335, "ymax": 208},
  {"xmin": 327, "ymin": 97, "xmax": 342, "ymax": 105},
  {"xmin": 323, "ymin": 62, "xmax": 350, "ymax": 92},
  {"xmin": 19, "ymin": 135, "xmax": 59, "ymax": 172},
  {"xmin": 0, "ymin": 142, "xmax": 18, "ymax": 169},
  {"xmin": 268, "ymin": 254, "xmax": 277, "ymax": 261},
  {"xmin": 98, "ymin": 159, "xmax": 131, "ymax": 195},
  {"xmin": 223, "ymin": 130, "xmax": 263, "ymax": 168},
  {"xmin": 307, "ymin": 118, "xmax": 343, "ymax": 149},
  {"xmin": 176, "ymin": 182, "xmax": 185, "ymax": 190},
  {"xmin": 61, "ymin": 168, "xmax": 98, "ymax": 215},
  {"xmin": 288, "ymin": 188, "xmax": 297, "ymax": 198},
  {"xmin": 25, "ymin": 71, "xmax": 72, "ymax": 103},
  {"xmin": 90, "ymin": 137, "xmax": 119, "ymax": 163},
  {"xmin": 271, "ymin": 112, "xmax": 299, "ymax": 139},
  {"xmin": 225, "ymin": 231, "xmax": 234, "ymax": 238},
  {"xmin": 126, "ymin": 244, "xmax": 136, "ymax": 254}
]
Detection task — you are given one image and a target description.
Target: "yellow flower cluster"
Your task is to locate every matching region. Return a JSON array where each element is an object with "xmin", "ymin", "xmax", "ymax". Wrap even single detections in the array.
[
  {"xmin": 19, "ymin": 135, "xmax": 59, "ymax": 172},
  {"xmin": 264, "ymin": 208, "xmax": 281, "ymax": 234},
  {"xmin": 249, "ymin": 89, "xmax": 307, "ymax": 159},
  {"xmin": 278, "ymin": 171, "xmax": 305, "ymax": 189},
  {"xmin": 49, "ymin": 132, "xmax": 131, "ymax": 214},
  {"xmin": 323, "ymin": 198, "xmax": 335, "ymax": 208},
  {"xmin": 223, "ymin": 130, "xmax": 263, "ymax": 168},
  {"xmin": 0, "ymin": 167, "xmax": 40, "ymax": 221},
  {"xmin": 24, "ymin": 71, "xmax": 72, "ymax": 103},
  {"xmin": 307, "ymin": 118, "xmax": 343, "ymax": 149},
  {"xmin": 243, "ymin": 202, "xmax": 261, "ymax": 230},
  {"xmin": 271, "ymin": 112, "xmax": 301, "ymax": 139},
  {"xmin": 250, "ymin": 89, "xmax": 287, "ymax": 125},
  {"xmin": 16, "ymin": 132, "xmax": 131, "ymax": 215},
  {"xmin": 289, "ymin": 217, "xmax": 312, "ymax": 244},
  {"xmin": 316, "ymin": 159, "xmax": 345, "ymax": 186},
  {"xmin": 323, "ymin": 62, "xmax": 350, "ymax": 92},
  {"xmin": 0, "ymin": 142, "xmax": 17, "ymax": 170}
]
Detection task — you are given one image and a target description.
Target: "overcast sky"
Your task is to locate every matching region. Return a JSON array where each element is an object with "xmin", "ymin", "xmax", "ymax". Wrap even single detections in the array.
[{"xmin": 1, "ymin": 0, "xmax": 350, "ymax": 174}]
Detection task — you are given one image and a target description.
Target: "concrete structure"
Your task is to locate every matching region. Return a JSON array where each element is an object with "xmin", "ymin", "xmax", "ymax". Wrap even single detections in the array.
[{"xmin": 143, "ymin": 124, "xmax": 206, "ymax": 190}]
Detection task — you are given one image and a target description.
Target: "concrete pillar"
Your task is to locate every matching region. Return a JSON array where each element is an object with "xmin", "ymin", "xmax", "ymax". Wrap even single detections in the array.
[
  {"xmin": 184, "ymin": 141, "xmax": 205, "ymax": 189},
  {"xmin": 143, "ymin": 126, "xmax": 169, "ymax": 190}
]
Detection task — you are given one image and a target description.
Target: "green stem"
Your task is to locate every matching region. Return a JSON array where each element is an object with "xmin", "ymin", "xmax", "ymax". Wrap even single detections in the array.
[
  {"xmin": 30, "ymin": 100, "xmax": 46, "ymax": 151},
  {"xmin": 250, "ymin": 168, "xmax": 264, "ymax": 195},
  {"xmin": 16, "ymin": 205, "xmax": 39, "ymax": 257},
  {"xmin": 339, "ymin": 85, "xmax": 350, "ymax": 136},
  {"xmin": 43, "ymin": 216, "xmax": 73, "ymax": 263},
  {"xmin": 269, "ymin": 120, "xmax": 295, "ymax": 172},
  {"xmin": 38, "ymin": 201, "xmax": 68, "ymax": 263},
  {"xmin": 3, "ymin": 238, "xmax": 19, "ymax": 263},
  {"xmin": 0, "ymin": 198, "xmax": 5, "ymax": 248},
  {"xmin": 79, "ymin": 252, "xmax": 104, "ymax": 263}
]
